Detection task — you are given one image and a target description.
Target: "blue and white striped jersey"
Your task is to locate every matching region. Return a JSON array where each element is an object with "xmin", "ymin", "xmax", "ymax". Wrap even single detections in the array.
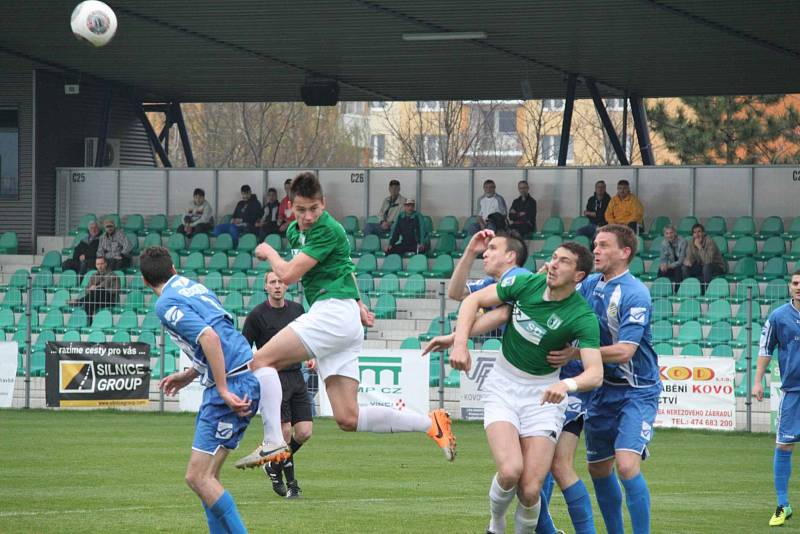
[
  {"xmin": 578, "ymin": 270, "xmax": 660, "ymax": 388},
  {"xmin": 466, "ymin": 266, "xmax": 531, "ymax": 294},
  {"xmin": 155, "ymin": 275, "xmax": 253, "ymax": 386},
  {"xmin": 760, "ymin": 301, "xmax": 800, "ymax": 392}
]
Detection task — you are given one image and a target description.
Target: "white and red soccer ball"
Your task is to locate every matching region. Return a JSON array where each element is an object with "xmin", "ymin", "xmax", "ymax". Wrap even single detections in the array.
[{"xmin": 71, "ymin": 1, "xmax": 118, "ymax": 48}]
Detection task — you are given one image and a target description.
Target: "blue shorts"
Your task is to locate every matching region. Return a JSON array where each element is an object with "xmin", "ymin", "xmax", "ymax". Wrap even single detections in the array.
[
  {"xmin": 585, "ymin": 382, "xmax": 662, "ymax": 463},
  {"xmin": 192, "ymin": 373, "xmax": 260, "ymax": 455},
  {"xmin": 777, "ymin": 391, "xmax": 800, "ymax": 445},
  {"xmin": 564, "ymin": 390, "xmax": 593, "ymax": 427}
]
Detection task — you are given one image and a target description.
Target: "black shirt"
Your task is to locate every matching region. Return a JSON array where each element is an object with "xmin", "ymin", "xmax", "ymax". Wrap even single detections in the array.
[
  {"xmin": 241, "ymin": 300, "xmax": 304, "ymax": 372},
  {"xmin": 585, "ymin": 192, "xmax": 611, "ymax": 226}
]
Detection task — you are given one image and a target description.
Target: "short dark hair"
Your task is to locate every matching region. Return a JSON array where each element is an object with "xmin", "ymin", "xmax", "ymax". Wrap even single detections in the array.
[
  {"xmin": 495, "ymin": 230, "xmax": 528, "ymax": 267},
  {"xmin": 267, "ymin": 187, "xmax": 277, "ymax": 195},
  {"xmin": 617, "ymin": 179, "xmax": 630, "ymax": 187},
  {"xmin": 241, "ymin": 184, "xmax": 251, "ymax": 193},
  {"xmin": 692, "ymin": 223, "xmax": 705, "ymax": 233},
  {"xmin": 560, "ymin": 241, "xmax": 594, "ymax": 281},
  {"xmin": 140, "ymin": 246, "xmax": 175, "ymax": 286},
  {"xmin": 389, "ymin": 179, "xmax": 400, "ymax": 186},
  {"xmin": 483, "ymin": 179, "xmax": 495, "ymax": 186},
  {"xmin": 596, "ymin": 180, "xmax": 606, "ymax": 186},
  {"xmin": 193, "ymin": 188, "xmax": 205, "ymax": 197},
  {"xmin": 284, "ymin": 179, "xmax": 292, "ymax": 185},
  {"xmin": 290, "ymin": 171, "xmax": 323, "ymax": 200},
  {"xmin": 518, "ymin": 180, "xmax": 528, "ymax": 186},
  {"xmin": 597, "ymin": 224, "xmax": 638, "ymax": 260}
]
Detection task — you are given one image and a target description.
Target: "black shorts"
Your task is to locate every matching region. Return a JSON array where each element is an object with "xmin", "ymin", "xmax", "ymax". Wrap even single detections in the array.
[
  {"xmin": 279, "ymin": 370, "xmax": 312, "ymax": 425},
  {"xmin": 562, "ymin": 414, "xmax": 585, "ymax": 437}
]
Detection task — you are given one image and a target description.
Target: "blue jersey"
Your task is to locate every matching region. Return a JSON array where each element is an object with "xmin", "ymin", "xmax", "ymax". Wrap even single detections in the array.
[
  {"xmin": 155, "ymin": 275, "xmax": 253, "ymax": 387},
  {"xmin": 760, "ymin": 301, "xmax": 800, "ymax": 392},
  {"xmin": 578, "ymin": 271, "xmax": 659, "ymax": 388},
  {"xmin": 466, "ymin": 266, "xmax": 530, "ymax": 294}
]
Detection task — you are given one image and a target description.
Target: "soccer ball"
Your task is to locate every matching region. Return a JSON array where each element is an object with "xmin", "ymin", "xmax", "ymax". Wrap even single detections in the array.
[{"xmin": 71, "ymin": 1, "xmax": 118, "ymax": 48}]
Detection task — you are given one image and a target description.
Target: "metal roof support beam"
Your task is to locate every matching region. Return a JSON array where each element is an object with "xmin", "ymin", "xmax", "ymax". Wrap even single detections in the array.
[
  {"xmin": 133, "ymin": 101, "xmax": 172, "ymax": 167},
  {"xmin": 621, "ymin": 93, "xmax": 629, "ymax": 160},
  {"xmin": 95, "ymin": 89, "xmax": 113, "ymax": 167},
  {"xmin": 587, "ymin": 79, "xmax": 628, "ymax": 166},
  {"xmin": 630, "ymin": 95, "xmax": 655, "ymax": 166},
  {"xmin": 172, "ymin": 102, "xmax": 196, "ymax": 168},
  {"xmin": 159, "ymin": 106, "xmax": 172, "ymax": 155},
  {"xmin": 558, "ymin": 74, "xmax": 577, "ymax": 167}
]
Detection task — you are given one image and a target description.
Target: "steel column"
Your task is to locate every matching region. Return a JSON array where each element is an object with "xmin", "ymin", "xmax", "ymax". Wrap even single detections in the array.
[
  {"xmin": 173, "ymin": 102, "xmax": 196, "ymax": 167},
  {"xmin": 134, "ymin": 101, "xmax": 172, "ymax": 167},
  {"xmin": 621, "ymin": 94, "xmax": 629, "ymax": 161},
  {"xmin": 586, "ymin": 79, "xmax": 629, "ymax": 166},
  {"xmin": 95, "ymin": 89, "xmax": 113, "ymax": 167},
  {"xmin": 630, "ymin": 94, "xmax": 655, "ymax": 165},
  {"xmin": 558, "ymin": 74, "xmax": 577, "ymax": 166}
]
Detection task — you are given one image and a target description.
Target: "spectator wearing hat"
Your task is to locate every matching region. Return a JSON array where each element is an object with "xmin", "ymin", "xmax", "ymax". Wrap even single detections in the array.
[
  {"xmin": 364, "ymin": 179, "xmax": 406, "ymax": 237},
  {"xmin": 387, "ymin": 198, "xmax": 427, "ymax": 255}
]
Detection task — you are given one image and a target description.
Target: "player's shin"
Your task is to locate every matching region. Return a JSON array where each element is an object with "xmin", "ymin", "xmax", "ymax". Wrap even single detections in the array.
[
  {"xmin": 591, "ymin": 472, "xmax": 624, "ymax": 534},
  {"xmin": 202, "ymin": 502, "xmax": 227, "ymax": 534},
  {"xmin": 774, "ymin": 448, "xmax": 793, "ymax": 507},
  {"xmin": 562, "ymin": 480, "xmax": 595, "ymax": 534},
  {"xmin": 488, "ymin": 474, "xmax": 516, "ymax": 534},
  {"xmin": 514, "ymin": 499, "xmax": 541, "ymax": 534},
  {"xmin": 621, "ymin": 473, "xmax": 651, "ymax": 534},
  {"xmin": 210, "ymin": 491, "xmax": 247, "ymax": 534}
]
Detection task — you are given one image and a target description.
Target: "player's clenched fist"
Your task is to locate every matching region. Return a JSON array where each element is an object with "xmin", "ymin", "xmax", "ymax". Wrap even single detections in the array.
[
  {"xmin": 541, "ymin": 381, "xmax": 569, "ymax": 404},
  {"xmin": 449, "ymin": 345, "xmax": 472, "ymax": 372}
]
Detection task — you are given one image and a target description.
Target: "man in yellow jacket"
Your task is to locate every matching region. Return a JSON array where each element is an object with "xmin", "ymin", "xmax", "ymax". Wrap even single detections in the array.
[{"xmin": 605, "ymin": 180, "xmax": 644, "ymax": 233}]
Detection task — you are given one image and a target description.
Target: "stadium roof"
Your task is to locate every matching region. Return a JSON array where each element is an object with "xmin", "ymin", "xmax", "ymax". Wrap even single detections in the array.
[{"xmin": 2, "ymin": 0, "xmax": 800, "ymax": 102}]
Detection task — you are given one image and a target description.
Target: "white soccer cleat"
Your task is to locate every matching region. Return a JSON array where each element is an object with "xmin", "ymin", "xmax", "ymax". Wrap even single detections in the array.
[{"xmin": 234, "ymin": 441, "xmax": 291, "ymax": 469}]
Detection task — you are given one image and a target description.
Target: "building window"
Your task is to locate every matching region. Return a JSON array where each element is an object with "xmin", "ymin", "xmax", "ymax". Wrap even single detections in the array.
[
  {"xmin": 605, "ymin": 98, "xmax": 625, "ymax": 111},
  {"xmin": 342, "ymin": 101, "xmax": 362, "ymax": 115},
  {"xmin": 370, "ymin": 101, "xmax": 386, "ymax": 110},
  {"xmin": 415, "ymin": 134, "xmax": 442, "ymax": 163},
  {"xmin": 417, "ymin": 101, "xmax": 441, "ymax": 112},
  {"xmin": 498, "ymin": 110, "xmax": 517, "ymax": 134},
  {"xmin": 542, "ymin": 99, "xmax": 565, "ymax": 112},
  {"xmin": 0, "ymin": 109, "xmax": 19, "ymax": 200},
  {"xmin": 540, "ymin": 135, "xmax": 573, "ymax": 163},
  {"xmin": 371, "ymin": 134, "xmax": 386, "ymax": 162}
]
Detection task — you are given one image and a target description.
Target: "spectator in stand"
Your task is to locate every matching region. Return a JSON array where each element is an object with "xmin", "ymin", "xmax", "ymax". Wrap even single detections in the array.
[
  {"xmin": 659, "ymin": 225, "xmax": 687, "ymax": 290},
  {"xmin": 468, "ymin": 179, "xmax": 508, "ymax": 235},
  {"xmin": 682, "ymin": 223, "xmax": 727, "ymax": 291},
  {"xmin": 256, "ymin": 187, "xmax": 281, "ymax": 241},
  {"xmin": 387, "ymin": 198, "xmax": 427, "ymax": 255},
  {"xmin": 605, "ymin": 179, "xmax": 644, "ymax": 233},
  {"xmin": 508, "ymin": 180, "xmax": 537, "ymax": 237},
  {"xmin": 178, "ymin": 188, "xmax": 214, "ymax": 237},
  {"xmin": 62, "ymin": 220, "xmax": 101, "ymax": 278},
  {"xmin": 577, "ymin": 180, "xmax": 612, "ymax": 240},
  {"xmin": 364, "ymin": 179, "xmax": 406, "ymax": 236},
  {"xmin": 69, "ymin": 256, "xmax": 120, "ymax": 319},
  {"xmin": 278, "ymin": 179, "xmax": 296, "ymax": 234},
  {"xmin": 96, "ymin": 218, "xmax": 133, "ymax": 271},
  {"xmin": 213, "ymin": 184, "xmax": 263, "ymax": 244}
]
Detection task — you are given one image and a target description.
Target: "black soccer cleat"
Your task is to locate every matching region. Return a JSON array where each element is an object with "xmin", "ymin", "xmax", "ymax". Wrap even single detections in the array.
[
  {"xmin": 286, "ymin": 480, "xmax": 301, "ymax": 499},
  {"xmin": 263, "ymin": 462, "xmax": 287, "ymax": 497}
]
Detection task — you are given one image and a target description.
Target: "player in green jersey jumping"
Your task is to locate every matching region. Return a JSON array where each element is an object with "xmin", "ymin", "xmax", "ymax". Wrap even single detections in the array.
[{"xmin": 235, "ymin": 172, "xmax": 455, "ymax": 469}]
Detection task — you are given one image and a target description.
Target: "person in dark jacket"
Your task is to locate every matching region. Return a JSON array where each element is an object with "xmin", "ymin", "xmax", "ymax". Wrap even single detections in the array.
[
  {"xmin": 256, "ymin": 188, "xmax": 281, "ymax": 241},
  {"xmin": 62, "ymin": 220, "xmax": 101, "ymax": 278},
  {"xmin": 213, "ymin": 184, "xmax": 263, "ymax": 244},
  {"xmin": 508, "ymin": 180, "xmax": 537, "ymax": 237},
  {"xmin": 387, "ymin": 198, "xmax": 427, "ymax": 255},
  {"xmin": 576, "ymin": 180, "xmax": 612, "ymax": 240}
]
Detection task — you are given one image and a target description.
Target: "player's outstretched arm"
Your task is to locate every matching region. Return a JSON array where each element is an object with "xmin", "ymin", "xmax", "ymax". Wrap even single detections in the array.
[
  {"xmin": 159, "ymin": 367, "xmax": 200, "ymax": 396},
  {"xmin": 422, "ymin": 305, "xmax": 510, "ymax": 355},
  {"xmin": 541, "ymin": 347, "xmax": 603, "ymax": 404},
  {"xmin": 254, "ymin": 243, "xmax": 318, "ymax": 285},
  {"xmin": 752, "ymin": 355, "xmax": 772, "ymax": 401},
  {"xmin": 447, "ymin": 230, "xmax": 494, "ymax": 301}
]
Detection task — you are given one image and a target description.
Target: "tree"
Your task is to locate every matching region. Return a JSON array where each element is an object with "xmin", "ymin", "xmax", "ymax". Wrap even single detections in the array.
[{"xmin": 647, "ymin": 96, "xmax": 800, "ymax": 164}]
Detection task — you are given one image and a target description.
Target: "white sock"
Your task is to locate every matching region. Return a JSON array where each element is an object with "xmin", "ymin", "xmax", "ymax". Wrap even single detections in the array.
[
  {"xmin": 488, "ymin": 474, "xmax": 516, "ymax": 533},
  {"xmin": 513, "ymin": 499, "xmax": 540, "ymax": 534},
  {"xmin": 355, "ymin": 406, "xmax": 431, "ymax": 433},
  {"xmin": 253, "ymin": 367, "xmax": 284, "ymax": 444}
]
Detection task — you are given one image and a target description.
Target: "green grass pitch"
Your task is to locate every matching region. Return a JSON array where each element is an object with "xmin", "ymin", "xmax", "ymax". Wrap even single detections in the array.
[{"xmin": 0, "ymin": 409, "xmax": 788, "ymax": 533}]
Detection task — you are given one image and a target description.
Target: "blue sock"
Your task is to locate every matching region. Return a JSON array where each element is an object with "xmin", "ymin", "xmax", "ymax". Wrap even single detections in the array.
[
  {"xmin": 535, "ymin": 473, "xmax": 557, "ymax": 534},
  {"xmin": 592, "ymin": 472, "xmax": 624, "ymax": 534},
  {"xmin": 210, "ymin": 491, "xmax": 248, "ymax": 534},
  {"xmin": 775, "ymin": 448, "xmax": 793, "ymax": 507},
  {"xmin": 563, "ymin": 480, "xmax": 596, "ymax": 534},
  {"xmin": 621, "ymin": 473, "xmax": 651, "ymax": 534},
  {"xmin": 202, "ymin": 502, "xmax": 226, "ymax": 534}
]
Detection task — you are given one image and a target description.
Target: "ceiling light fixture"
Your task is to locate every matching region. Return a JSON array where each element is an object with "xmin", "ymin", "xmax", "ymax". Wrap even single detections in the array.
[{"xmin": 402, "ymin": 31, "xmax": 488, "ymax": 42}]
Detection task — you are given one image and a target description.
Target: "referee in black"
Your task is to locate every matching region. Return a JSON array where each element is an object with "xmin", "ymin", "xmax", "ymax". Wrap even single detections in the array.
[{"xmin": 242, "ymin": 271, "xmax": 313, "ymax": 499}]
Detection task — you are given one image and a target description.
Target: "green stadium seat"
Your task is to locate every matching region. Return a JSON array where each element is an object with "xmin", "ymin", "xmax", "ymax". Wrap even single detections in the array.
[
  {"xmin": 86, "ymin": 329, "xmax": 106, "ymax": 343},
  {"xmin": 142, "ymin": 232, "xmax": 162, "ymax": 250},
  {"xmin": 784, "ymin": 238, "xmax": 800, "ymax": 261},
  {"xmin": 38, "ymin": 309, "xmax": 65, "ymax": 334},
  {"xmin": 32, "ymin": 251, "xmax": 61, "ymax": 274},
  {"xmin": 565, "ymin": 216, "xmax": 589, "ymax": 238},
  {"xmin": 111, "ymin": 331, "xmax": 131, "ymax": 343},
  {"xmin": 443, "ymin": 368, "xmax": 461, "ymax": 388},
  {"xmin": 437, "ymin": 216, "xmax": 460, "ymax": 236},
  {"xmin": 123, "ymin": 214, "xmax": 145, "ymax": 235},
  {"xmin": 186, "ymin": 233, "xmax": 210, "ymax": 256},
  {"xmin": 62, "ymin": 329, "xmax": 81, "ymax": 342},
  {"xmin": 732, "ymin": 321, "xmax": 761, "ymax": 349},
  {"xmin": 140, "ymin": 311, "xmax": 161, "ymax": 333},
  {"xmin": 99, "ymin": 213, "xmax": 121, "ymax": 228},
  {"xmin": 202, "ymin": 272, "xmax": 224, "ymax": 294},
  {"xmin": 673, "ymin": 320, "xmax": 702, "ymax": 346},
  {"xmin": 681, "ymin": 343, "xmax": 704, "ymax": 357},
  {"xmin": 422, "ymin": 216, "xmax": 433, "ymax": 243},
  {"xmin": 356, "ymin": 254, "xmax": 378, "ymax": 275},
  {"xmin": 572, "ymin": 235, "xmax": 591, "ymax": 250},
  {"xmin": 355, "ymin": 272, "xmax": 374, "ymax": 296},
  {"xmin": 115, "ymin": 310, "xmax": 139, "ymax": 334},
  {"xmin": 482, "ymin": 338, "xmax": 502, "ymax": 350},
  {"xmin": 424, "ymin": 254, "xmax": 454, "ymax": 278},
  {"xmin": 373, "ymin": 293, "xmax": 397, "ymax": 319},
  {"xmin": 203, "ymin": 252, "xmax": 229, "ymax": 275},
  {"xmin": 375, "ymin": 274, "xmax": 400, "ymax": 296},
  {"xmin": 523, "ymin": 256, "xmax": 537, "ymax": 272},
  {"xmin": 711, "ymin": 235, "xmax": 729, "ymax": 258},
  {"xmin": 641, "ymin": 236, "xmax": 662, "ymax": 260},
  {"xmin": 400, "ymin": 337, "xmax": 421, "ymax": 349},
  {"xmin": 429, "ymin": 356, "xmax": 442, "ymax": 387},
  {"xmin": 534, "ymin": 217, "xmax": 564, "ymax": 239},
  {"xmin": 65, "ymin": 308, "xmax": 88, "ymax": 332},
  {"xmin": 359, "ymin": 234, "xmax": 383, "ymax": 257},
  {"xmin": 247, "ymin": 289, "xmax": 267, "ymax": 308},
  {"xmin": 166, "ymin": 233, "xmax": 187, "ymax": 255},
  {"xmin": 732, "ymin": 300, "xmax": 761, "ymax": 326},
  {"xmin": 459, "ymin": 216, "xmax": 478, "ymax": 238},
  {"xmin": 649, "ymin": 277, "xmax": 674, "ymax": 299},
  {"xmin": 672, "ymin": 277, "xmax": 702, "ymax": 302},
  {"xmin": 532, "ymin": 236, "xmax": 562, "ymax": 260},
  {"xmin": 375, "ymin": 254, "xmax": 402, "ymax": 277},
  {"xmin": 651, "ymin": 320, "xmax": 673, "ymax": 344},
  {"xmin": 642, "ymin": 216, "xmax": 671, "ymax": 240},
  {"xmin": 15, "ymin": 312, "xmax": 39, "ymax": 334},
  {"xmin": 264, "ymin": 233, "xmax": 283, "ymax": 254},
  {"xmin": 701, "ymin": 299, "xmax": 732, "ymax": 325},
  {"xmin": 30, "ymin": 288, "xmax": 47, "ymax": 312},
  {"xmin": 399, "ymin": 274, "xmax": 426, "ymax": 298},
  {"xmin": 782, "ymin": 216, "xmax": 800, "ymax": 240},
  {"xmin": 418, "ymin": 318, "xmax": 451, "ymax": 342},
  {"xmin": 636, "ymin": 235, "xmax": 646, "ymax": 257},
  {"xmin": 181, "ymin": 252, "xmax": 205, "ymax": 273},
  {"xmin": 146, "ymin": 214, "xmax": 167, "ymax": 235},
  {"xmin": 70, "ymin": 213, "xmax": 96, "ymax": 236},
  {"xmin": 652, "ymin": 299, "xmax": 672, "ymax": 322},
  {"xmin": 629, "ymin": 257, "xmax": 644, "ymax": 277},
  {"xmin": 710, "ymin": 344, "xmax": 733, "ymax": 358},
  {"xmin": 248, "ymin": 259, "xmax": 271, "ymax": 277},
  {"xmin": 168, "ymin": 214, "xmax": 184, "ymax": 235},
  {"xmin": 725, "ymin": 216, "xmax": 756, "ymax": 239},
  {"xmin": 398, "ymin": 254, "xmax": 427, "ymax": 278},
  {"xmin": 30, "ymin": 351, "xmax": 46, "ymax": 376},
  {"xmin": 169, "ymin": 251, "xmax": 180, "ymax": 270},
  {"xmin": 761, "ymin": 278, "xmax": 789, "ymax": 304},
  {"xmin": 653, "ymin": 342, "xmax": 674, "ymax": 356},
  {"xmin": 0, "ymin": 308, "xmax": 15, "ymax": 334},
  {"xmin": 756, "ymin": 257, "xmax": 788, "ymax": 282},
  {"xmin": 223, "ymin": 291, "xmax": 245, "ymax": 315},
  {"xmin": 32, "ymin": 330, "xmax": 55, "ymax": 353},
  {"xmin": 347, "ymin": 234, "xmax": 360, "ymax": 258},
  {"xmin": 211, "ymin": 233, "xmax": 234, "ymax": 255},
  {"xmin": 236, "ymin": 233, "xmax": 258, "ymax": 256},
  {"xmin": 84, "ymin": 309, "xmax": 114, "ymax": 334},
  {"xmin": 341, "ymin": 215, "xmax": 359, "ymax": 235},
  {"xmin": 699, "ymin": 277, "xmax": 730, "ymax": 303},
  {"xmin": 0, "ymin": 231, "xmax": 18, "ymax": 254},
  {"xmin": 429, "ymin": 233, "xmax": 456, "ymax": 258},
  {"xmin": 702, "ymin": 321, "xmax": 732, "ymax": 348},
  {"xmin": 727, "ymin": 257, "xmax": 758, "ymax": 282},
  {"xmin": 673, "ymin": 298, "xmax": 701, "ymax": 324},
  {"xmin": 725, "ymin": 236, "xmax": 757, "ymax": 261},
  {"xmin": 731, "ymin": 278, "xmax": 760, "ymax": 304},
  {"xmin": 41, "ymin": 289, "xmax": 70, "ymax": 313},
  {"xmin": 756, "ymin": 216, "xmax": 784, "ymax": 240},
  {"xmin": 676, "ymin": 216, "xmax": 698, "ymax": 236},
  {"xmin": 227, "ymin": 272, "xmax": 251, "ymax": 295},
  {"xmin": 0, "ymin": 288, "xmax": 23, "ymax": 312},
  {"xmin": 704, "ymin": 216, "xmax": 727, "ymax": 236},
  {"xmin": 227, "ymin": 252, "xmax": 252, "ymax": 275}
]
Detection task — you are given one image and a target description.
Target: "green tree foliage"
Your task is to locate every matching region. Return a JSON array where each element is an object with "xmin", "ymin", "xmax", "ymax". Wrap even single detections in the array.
[{"xmin": 648, "ymin": 96, "xmax": 800, "ymax": 164}]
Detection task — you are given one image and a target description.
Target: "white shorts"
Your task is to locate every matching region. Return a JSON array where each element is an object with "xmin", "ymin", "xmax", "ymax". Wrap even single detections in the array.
[
  {"xmin": 483, "ymin": 355, "xmax": 567, "ymax": 441},
  {"xmin": 289, "ymin": 298, "xmax": 363, "ymax": 382}
]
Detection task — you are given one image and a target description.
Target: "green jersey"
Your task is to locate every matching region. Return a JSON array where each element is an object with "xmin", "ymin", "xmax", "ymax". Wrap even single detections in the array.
[
  {"xmin": 286, "ymin": 211, "xmax": 360, "ymax": 306},
  {"xmin": 495, "ymin": 272, "xmax": 600, "ymax": 376}
]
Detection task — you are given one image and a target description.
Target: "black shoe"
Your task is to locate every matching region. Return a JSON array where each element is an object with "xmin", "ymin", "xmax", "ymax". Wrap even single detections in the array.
[
  {"xmin": 286, "ymin": 480, "xmax": 301, "ymax": 499},
  {"xmin": 263, "ymin": 462, "xmax": 287, "ymax": 497}
]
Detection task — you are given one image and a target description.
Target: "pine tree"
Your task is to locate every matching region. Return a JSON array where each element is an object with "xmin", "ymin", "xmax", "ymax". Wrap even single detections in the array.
[{"xmin": 647, "ymin": 96, "xmax": 800, "ymax": 164}]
